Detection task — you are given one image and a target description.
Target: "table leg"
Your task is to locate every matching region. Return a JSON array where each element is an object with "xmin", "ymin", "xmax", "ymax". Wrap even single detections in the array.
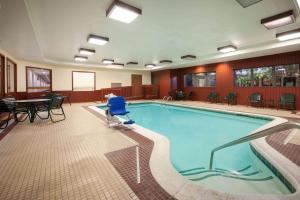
[{"xmin": 28, "ymin": 105, "xmax": 36, "ymax": 123}]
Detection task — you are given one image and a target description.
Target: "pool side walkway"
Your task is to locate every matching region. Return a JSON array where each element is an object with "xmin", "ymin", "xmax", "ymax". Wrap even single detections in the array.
[
  {"xmin": 0, "ymin": 103, "xmax": 138, "ymax": 200},
  {"xmin": 0, "ymin": 101, "xmax": 299, "ymax": 199}
]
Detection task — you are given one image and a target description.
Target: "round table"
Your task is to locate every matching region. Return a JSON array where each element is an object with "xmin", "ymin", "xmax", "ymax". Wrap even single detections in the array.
[{"xmin": 12, "ymin": 99, "xmax": 51, "ymax": 123}]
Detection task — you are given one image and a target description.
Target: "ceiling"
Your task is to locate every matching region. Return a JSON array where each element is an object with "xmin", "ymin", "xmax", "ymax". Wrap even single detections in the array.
[{"xmin": 0, "ymin": 0, "xmax": 300, "ymax": 70}]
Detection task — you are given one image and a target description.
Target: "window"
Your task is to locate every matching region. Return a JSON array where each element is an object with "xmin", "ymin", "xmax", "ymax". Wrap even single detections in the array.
[
  {"xmin": 184, "ymin": 72, "xmax": 216, "ymax": 87},
  {"xmin": 234, "ymin": 64, "xmax": 300, "ymax": 87},
  {"xmin": 26, "ymin": 67, "xmax": 51, "ymax": 93},
  {"xmin": 275, "ymin": 64, "xmax": 299, "ymax": 87},
  {"xmin": 253, "ymin": 67, "xmax": 273, "ymax": 87},
  {"xmin": 72, "ymin": 71, "xmax": 95, "ymax": 91},
  {"xmin": 6, "ymin": 58, "xmax": 17, "ymax": 93},
  {"xmin": 234, "ymin": 69, "xmax": 252, "ymax": 87}
]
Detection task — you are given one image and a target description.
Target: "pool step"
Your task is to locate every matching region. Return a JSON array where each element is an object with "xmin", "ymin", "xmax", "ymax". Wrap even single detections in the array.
[{"xmin": 180, "ymin": 165, "xmax": 273, "ymax": 182}]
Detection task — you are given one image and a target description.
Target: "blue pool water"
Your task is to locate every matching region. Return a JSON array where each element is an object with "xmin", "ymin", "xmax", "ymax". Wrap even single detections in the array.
[{"xmin": 98, "ymin": 102, "xmax": 292, "ymax": 194}]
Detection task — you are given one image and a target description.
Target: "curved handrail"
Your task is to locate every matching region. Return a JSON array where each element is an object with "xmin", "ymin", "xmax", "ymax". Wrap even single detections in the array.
[
  {"xmin": 209, "ymin": 122, "xmax": 300, "ymax": 169},
  {"xmin": 166, "ymin": 96, "xmax": 173, "ymax": 101},
  {"xmin": 162, "ymin": 96, "xmax": 168, "ymax": 101}
]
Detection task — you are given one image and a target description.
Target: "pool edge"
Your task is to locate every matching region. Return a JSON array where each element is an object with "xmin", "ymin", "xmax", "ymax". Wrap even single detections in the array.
[{"xmin": 90, "ymin": 101, "xmax": 300, "ymax": 200}]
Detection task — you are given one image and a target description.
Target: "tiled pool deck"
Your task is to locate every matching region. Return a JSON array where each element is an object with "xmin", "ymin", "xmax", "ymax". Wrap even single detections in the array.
[{"xmin": 0, "ymin": 101, "xmax": 299, "ymax": 199}]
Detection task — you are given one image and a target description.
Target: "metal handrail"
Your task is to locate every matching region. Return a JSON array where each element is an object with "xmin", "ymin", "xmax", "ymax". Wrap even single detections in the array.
[
  {"xmin": 166, "ymin": 96, "xmax": 173, "ymax": 101},
  {"xmin": 162, "ymin": 96, "xmax": 168, "ymax": 101},
  {"xmin": 209, "ymin": 122, "xmax": 300, "ymax": 169}
]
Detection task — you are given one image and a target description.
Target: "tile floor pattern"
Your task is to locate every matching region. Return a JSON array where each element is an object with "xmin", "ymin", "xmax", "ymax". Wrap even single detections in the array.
[
  {"xmin": 1, "ymin": 100, "xmax": 300, "ymax": 200},
  {"xmin": 266, "ymin": 130, "xmax": 300, "ymax": 167},
  {"xmin": 85, "ymin": 107, "xmax": 175, "ymax": 200},
  {"xmin": 0, "ymin": 103, "xmax": 139, "ymax": 200}
]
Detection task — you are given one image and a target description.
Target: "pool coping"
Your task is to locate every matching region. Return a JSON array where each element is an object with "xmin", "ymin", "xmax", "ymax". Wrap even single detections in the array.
[{"xmin": 89, "ymin": 101, "xmax": 300, "ymax": 200}]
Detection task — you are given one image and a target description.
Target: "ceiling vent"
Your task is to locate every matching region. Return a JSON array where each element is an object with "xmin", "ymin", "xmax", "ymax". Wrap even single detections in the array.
[{"xmin": 235, "ymin": 0, "xmax": 262, "ymax": 8}]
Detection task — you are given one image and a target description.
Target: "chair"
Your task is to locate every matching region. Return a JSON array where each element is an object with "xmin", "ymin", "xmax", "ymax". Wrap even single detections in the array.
[
  {"xmin": 225, "ymin": 92, "xmax": 237, "ymax": 105},
  {"xmin": 36, "ymin": 96, "xmax": 66, "ymax": 123},
  {"xmin": 207, "ymin": 91, "xmax": 219, "ymax": 103},
  {"xmin": 0, "ymin": 100, "xmax": 14, "ymax": 129},
  {"xmin": 278, "ymin": 93, "xmax": 296, "ymax": 110},
  {"xmin": 42, "ymin": 92, "xmax": 71, "ymax": 106},
  {"xmin": 249, "ymin": 92, "xmax": 262, "ymax": 107},
  {"xmin": 176, "ymin": 90, "xmax": 185, "ymax": 100},
  {"xmin": 2, "ymin": 98, "xmax": 30, "ymax": 123},
  {"xmin": 185, "ymin": 91, "xmax": 193, "ymax": 100},
  {"xmin": 106, "ymin": 96, "xmax": 134, "ymax": 127}
]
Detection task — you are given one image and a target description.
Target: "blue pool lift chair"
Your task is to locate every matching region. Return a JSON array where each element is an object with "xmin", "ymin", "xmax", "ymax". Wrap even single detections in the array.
[{"xmin": 106, "ymin": 96, "xmax": 134, "ymax": 127}]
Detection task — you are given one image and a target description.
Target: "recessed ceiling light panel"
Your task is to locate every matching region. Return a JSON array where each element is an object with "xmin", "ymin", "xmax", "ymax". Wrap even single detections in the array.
[
  {"xmin": 181, "ymin": 55, "xmax": 196, "ymax": 60},
  {"xmin": 159, "ymin": 60, "xmax": 173, "ymax": 64},
  {"xmin": 235, "ymin": 0, "xmax": 262, "ymax": 8},
  {"xmin": 87, "ymin": 34, "xmax": 109, "ymax": 45},
  {"xmin": 217, "ymin": 45, "xmax": 237, "ymax": 53},
  {"xmin": 102, "ymin": 59, "xmax": 114, "ymax": 64},
  {"xmin": 145, "ymin": 64, "xmax": 156, "ymax": 68},
  {"xmin": 261, "ymin": 10, "xmax": 295, "ymax": 30},
  {"xmin": 79, "ymin": 48, "xmax": 96, "ymax": 55},
  {"xmin": 106, "ymin": 0, "xmax": 142, "ymax": 23},
  {"xmin": 276, "ymin": 28, "xmax": 300, "ymax": 41},
  {"xmin": 74, "ymin": 56, "xmax": 88, "ymax": 62},
  {"xmin": 126, "ymin": 61, "xmax": 138, "ymax": 65},
  {"xmin": 112, "ymin": 63, "xmax": 124, "ymax": 67}
]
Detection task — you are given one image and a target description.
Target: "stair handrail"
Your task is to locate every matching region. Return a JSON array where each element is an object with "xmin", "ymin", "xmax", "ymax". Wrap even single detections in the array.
[
  {"xmin": 209, "ymin": 122, "xmax": 300, "ymax": 170},
  {"xmin": 162, "ymin": 96, "xmax": 168, "ymax": 101},
  {"xmin": 166, "ymin": 96, "xmax": 173, "ymax": 101}
]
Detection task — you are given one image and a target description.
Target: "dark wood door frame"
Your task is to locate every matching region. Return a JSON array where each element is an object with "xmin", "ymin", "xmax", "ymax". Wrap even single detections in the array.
[
  {"xmin": 6, "ymin": 58, "xmax": 17, "ymax": 94},
  {"xmin": 26, "ymin": 66, "xmax": 52, "ymax": 93},
  {"xmin": 0, "ymin": 54, "xmax": 5, "ymax": 98}
]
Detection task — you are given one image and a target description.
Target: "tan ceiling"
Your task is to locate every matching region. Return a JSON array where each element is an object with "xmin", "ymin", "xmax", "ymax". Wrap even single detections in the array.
[{"xmin": 1, "ymin": 0, "xmax": 300, "ymax": 70}]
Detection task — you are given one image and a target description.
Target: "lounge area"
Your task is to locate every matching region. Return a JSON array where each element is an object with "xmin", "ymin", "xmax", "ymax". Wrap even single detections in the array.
[{"xmin": 1, "ymin": 0, "xmax": 300, "ymax": 200}]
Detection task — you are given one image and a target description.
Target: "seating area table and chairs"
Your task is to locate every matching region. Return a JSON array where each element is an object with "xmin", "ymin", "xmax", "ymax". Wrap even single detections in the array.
[{"xmin": 10, "ymin": 99, "xmax": 52, "ymax": 123}]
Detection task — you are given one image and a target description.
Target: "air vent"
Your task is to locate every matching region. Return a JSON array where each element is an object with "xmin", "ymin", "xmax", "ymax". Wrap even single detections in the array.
[{"xmin": 235, "ymin": 0, "xmax": 262, "ymax": 8}]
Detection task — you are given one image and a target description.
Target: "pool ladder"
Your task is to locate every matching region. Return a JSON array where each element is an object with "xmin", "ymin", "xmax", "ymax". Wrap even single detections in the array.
[
  {"xmin": 209, "ymin": 122, "xmax": 300, "ymax": 170},
  {"xmin": 162, "ymin": 96, "xmax": 172, "ymax": 102}
]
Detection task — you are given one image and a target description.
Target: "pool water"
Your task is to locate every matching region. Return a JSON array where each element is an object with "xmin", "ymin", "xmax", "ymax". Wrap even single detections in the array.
[{"xmin": 98, "ymin": 102, "xmax": 292, "ymax": 194}]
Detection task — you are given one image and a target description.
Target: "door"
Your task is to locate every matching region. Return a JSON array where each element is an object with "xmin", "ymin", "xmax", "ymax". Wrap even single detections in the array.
[
  {"xmin": 6, "ymin": 58, "xmax": 17, "ymax": 96},
  {"xmin": 0, "ymin": 54, "xmax": 5, "ymax": 98},
  {"xmin": 131, "ymin": 74, "xmax": 142, "ymax": 97}
]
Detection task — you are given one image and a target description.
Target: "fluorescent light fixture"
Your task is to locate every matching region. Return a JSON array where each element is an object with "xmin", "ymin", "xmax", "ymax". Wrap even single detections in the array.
[
  {"xmin": 181, "ymin": 55, "xmax": 196, "ymax": 60},
  {"xmin": 79, "ymin": 48, "xmax": 95, "ymax": 55},
  {"xmin": 87, "ymin": 34, "xmax": 109, "ymax": 45},
  {"xmin": 106, "ymin": 0, "xmax": 142, "ymax": 23},
  {"xmin": 235, "ymin": 0, "xmax": 262, "ymax": 8},
  {"xmin": 159, "ymin": 60, "xmax": 173, "ymax": 64},
  {"xmin": 217, "ymin": 45, "xmax": 237, "ymax": 53},
  {"xmin": 276, "ymin": 28, "xmax": 300, "ymax": 41},
  {"xmin": 145, "ymin": 64, "xmax": 156, "ymax": 68},
  {"xmin": 261, "ymin": 10, "xmax": 295, "ymax": 29},
  {"xmin": 74, "ymin": 56, "xmax": 88, "ymax": 62},
  {"xmin": 112, "ymin": 63, "xmax": 124, "ymax": 67},
  {"xmin": 126, "ymin": 61, "xmax": 138, "ymax": 65},
  {"xmin": 102, "ymin": 59, "xmax": 114, "ymax": 64}
]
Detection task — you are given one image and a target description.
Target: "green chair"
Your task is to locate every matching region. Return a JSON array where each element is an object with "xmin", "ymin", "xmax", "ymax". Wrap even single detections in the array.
[
  {"xmin": 225, "ymin": 92, "xmax": 237, "ymax": 105},
  {"xmin": 278, "ymin": 93, "xmax": 296, "ymax": 110},
  {"xmin": 36, "ymin": 96, "xmax": 66, "ymax": 123},
  {"xmin": 176, "ymin": 90, "xmax": 185, "ymax": 100},
  {"xmin": 207, "ymin": 91, "xmax": 219, "ymax": 103},
  {"xmin": 249, "ymin": 92, "xmax": 262, "ymax": 107}
]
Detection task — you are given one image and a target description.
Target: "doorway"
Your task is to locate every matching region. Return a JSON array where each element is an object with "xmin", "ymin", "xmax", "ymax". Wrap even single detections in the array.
[
  {"xmin": 131, "ymin": 74, "xmax": 143, "ymax": 97},
  {"xmin": 6, "ymin": 58, "xmax": 17, "ymax": 96},
  {"xmin": 0, "ymin": 54, "xmax": 5, "ymax": 98}
]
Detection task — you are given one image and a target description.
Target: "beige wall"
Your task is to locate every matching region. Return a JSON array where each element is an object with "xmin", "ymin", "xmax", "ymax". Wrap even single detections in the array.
[{"xmin": 0, "ymin": 48, "xmax": 151, "ymax": 92}]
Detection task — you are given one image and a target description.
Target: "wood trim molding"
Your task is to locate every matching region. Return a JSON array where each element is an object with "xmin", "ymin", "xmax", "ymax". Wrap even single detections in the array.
[
  {"xmin": 26, "ymin": 66, "xmax": 52, "ymax": 93},
  {"xmin": 6, "ymin": 58, "xmax": 17, "ymax": 94},
  {"xmin": 72, "ymin": 71, "xmax": 96, "ymax": 91}
]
